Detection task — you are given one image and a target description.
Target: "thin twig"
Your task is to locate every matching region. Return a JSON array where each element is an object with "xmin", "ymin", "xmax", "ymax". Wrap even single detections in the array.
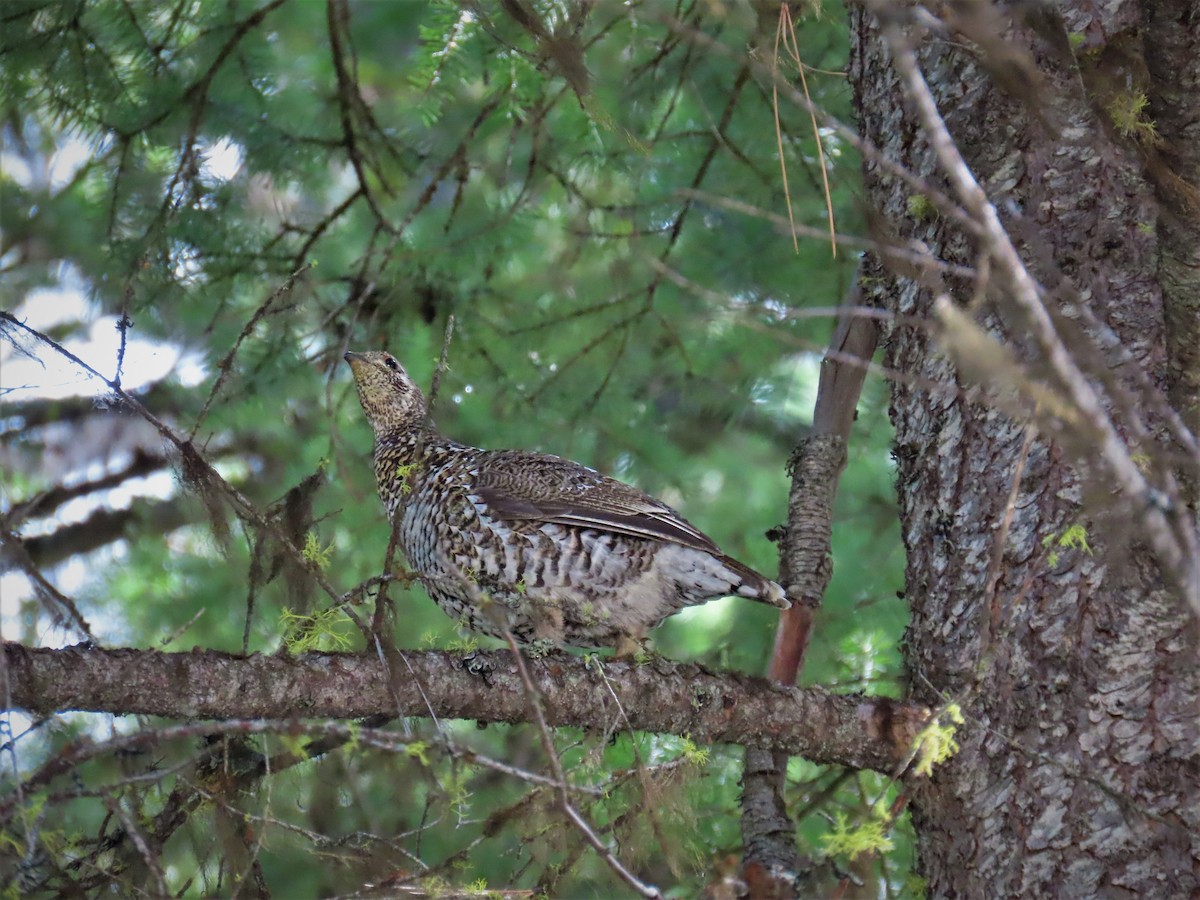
[
  {"xmin": 500, "ymin": 629, "xmax": 663, "ymax": 899},
  {"xmin": 674, "ymin": 189, "xmax": 978, "ymax": 281},
  {"xmin": 779, "ymin": 3, "xmax": 835, "ymax": 256},
  {"xmin": 189, "ymin": 263, "xmax": 312, "ymax": 440},
  {"xmin": 0, "ymin": 529, "xmax": 95, "ymax": 640},
  {"xmin": 660, "ymin": 12, "xmax": 979, "ymax": 236},
  {"xmin": 772, "ymin": 9, "xmax": 800, "ymax": 255}
]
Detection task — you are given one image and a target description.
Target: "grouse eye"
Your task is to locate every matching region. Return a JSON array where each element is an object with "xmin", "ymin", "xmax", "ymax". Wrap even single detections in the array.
[{"xmin": 383, "ymin": 356, "xmax": 399, "ymax": 371}]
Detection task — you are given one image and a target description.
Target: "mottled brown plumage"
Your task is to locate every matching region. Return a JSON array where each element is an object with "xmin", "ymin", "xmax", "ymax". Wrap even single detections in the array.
[{"xmin": 345, "ymin": 350, "xmax": 787, "ymax": 651}]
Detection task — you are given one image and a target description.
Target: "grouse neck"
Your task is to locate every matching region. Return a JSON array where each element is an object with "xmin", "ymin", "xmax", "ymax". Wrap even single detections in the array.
[
  {"xmin": 373, "ymin": 423, "xmax": 465, "ymax": 464},
  {"xmin": 376, "ymin": 423, "xmax": 426, "ymax": 453}
]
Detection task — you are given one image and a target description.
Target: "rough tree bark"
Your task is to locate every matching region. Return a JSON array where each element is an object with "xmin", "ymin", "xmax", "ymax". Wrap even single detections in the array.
[
  {"xmin": 849, "ymin": 2, "xmax": 1199, "ymax": 897},
  {"xmin": 0, "ymin": 644, "xmax": 928, "ymax": 780}
]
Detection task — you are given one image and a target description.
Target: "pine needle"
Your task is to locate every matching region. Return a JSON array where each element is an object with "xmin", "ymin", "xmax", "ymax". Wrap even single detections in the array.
[{"xmin": 774, "ymin": 2, "xmax": 838, "ymax": 257}]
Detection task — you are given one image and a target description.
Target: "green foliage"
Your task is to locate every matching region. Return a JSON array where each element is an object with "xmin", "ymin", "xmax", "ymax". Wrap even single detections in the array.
[
  {"xmin": 906, "ymin": 194, "xmax": 937, "ymax": 221},
  {"xmin": 678, "ymin": 738, "xmax": 711, "ymax": 766},
  {"xmin": 277, "ymin": 734, "xmax": 310, "ymax": 762},
  {"xmin": 280, "ymin": 607, "xmax": 355, "ymax": 652},
  {"xmin": 906, "ymin": 873, "xmax": 930, "ymax": 897},
  {"xmin": 395, "ymin": 462, "xmax": 421, "ymax": 494},
  {"xmin": 406, "ymin": 741, "xmax": 432, "ymax": 766},
  {"xmin": 821, "ymin": 807, "xmax": 895, "ymax": 860},
  {"xmin": 1, "ymin": 0, "xmax": 911, "ymax": 895},
  {"xmin": 445, "ymin": 634, "xmax": 481, "ymax": 654},
  {"xmin": 301, "ymin": 531, "xmax": 334, "ymax": 570}
]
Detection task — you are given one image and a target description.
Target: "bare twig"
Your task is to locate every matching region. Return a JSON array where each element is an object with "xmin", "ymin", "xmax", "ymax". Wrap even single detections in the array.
[
  {"xmin": 189, "ymin": 263, "xmax": 312, "ymax": 440},
  {"xmin": 499, "ymin": 629, "xmax": 663, "ymax": 899}
]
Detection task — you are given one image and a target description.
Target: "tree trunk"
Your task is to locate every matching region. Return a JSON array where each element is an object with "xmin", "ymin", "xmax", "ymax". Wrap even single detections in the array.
[{"xmin": 848, "ymin": 2, "xmax": 1200, "ymax": 896}]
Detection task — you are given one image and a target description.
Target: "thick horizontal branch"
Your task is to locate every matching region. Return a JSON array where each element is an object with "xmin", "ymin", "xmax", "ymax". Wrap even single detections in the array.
[
  {"xmin": 9, "ymin": 499, "xmax": 192, "ymax": 571},
  {"xmin": 2, "ymin": 643, "xmax": 928, "ymax": 774}
]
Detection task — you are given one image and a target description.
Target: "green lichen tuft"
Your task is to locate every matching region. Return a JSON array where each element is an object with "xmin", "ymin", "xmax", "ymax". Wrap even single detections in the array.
[
  {"xmin": 1042, "ymin": 524, "xmax": 1092, "ymax": 568},
  {"xmin": 281, "ymin": 606, "xmax": 354, "ymax": 652},
  {"xmin": 302, "ymin": 531, "xmax": 334, "ymax": 570},
  {"xmin": 679, "ymin": 737, "xmax": 710, "ymax": 765},
  {"xmin": 394, "ymin": 462, "xmax": 421, "ymax": 494},
  {"xmin": 821, "ymin": 807, "xmax": 895, "ymax": 860},
  {"xmin": 906, "ymin": 194, "xmax": 937, "ymax": 221},
  {"xmin": 447, "ymin": 634, "xmax": 480, "ymax": 654},
  {"xmin": 1106, "ymin": 91, "xmax": 1160, "ymax": 145},
  {"xmin": 913, "ymin": 703, "xmax": 965, "ymax": 777}
]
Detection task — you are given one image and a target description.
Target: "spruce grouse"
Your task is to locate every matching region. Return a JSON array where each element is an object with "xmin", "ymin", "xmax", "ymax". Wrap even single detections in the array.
[{"xmin": 345, "ymin": 350, "xmax": 788, "ymax": 652}]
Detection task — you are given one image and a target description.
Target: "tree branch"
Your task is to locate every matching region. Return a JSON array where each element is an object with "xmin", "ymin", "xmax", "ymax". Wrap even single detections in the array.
[
  {"xmin": 741, "ymin": 275, "xmax": 880, "ymax": 894},
  {"xmin": 0, "ymin": 382, "xmax": 182, "ymax": 434},
  {"xmin": 3, "ymin": 449, "xmax": 169, "ymax": 528},
  {"xmin": 2, "ymin": 644, "xmax": 928, "ymax": 776},
  {"xmin": 8, "ymin": 498, "xmax": 192, "ymax": 571}
]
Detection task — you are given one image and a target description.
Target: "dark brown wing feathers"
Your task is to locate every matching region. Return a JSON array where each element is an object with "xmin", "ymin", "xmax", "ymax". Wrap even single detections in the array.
[{"xmin": 473, "ymin": 450, "xmax": 721, "ymax": 553}]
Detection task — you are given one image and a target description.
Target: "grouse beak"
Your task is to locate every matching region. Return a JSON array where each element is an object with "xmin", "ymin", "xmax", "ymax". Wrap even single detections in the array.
[{"xmin": 344, "ymin": 351, "xmax": 369, "ymax": 380}]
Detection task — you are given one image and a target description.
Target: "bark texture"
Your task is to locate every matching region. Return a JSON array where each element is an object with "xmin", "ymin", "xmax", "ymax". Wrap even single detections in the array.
[
  {"xmin": 0, "ymin": 643, "xmax": 929, "ymax": 775},
  {"xmin": 849, "ymin": 2, "xmax": 1199, "ymax": 896},
  {"xmin": 1143, "ymin": 0, "xmax": 1200, "ymax": 459}
]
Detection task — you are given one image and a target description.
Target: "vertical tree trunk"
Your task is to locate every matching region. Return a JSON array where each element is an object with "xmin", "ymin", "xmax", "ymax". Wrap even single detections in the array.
[{"xmin": 848, "ymin": 2, "xmax": 1200, "ymax": 895}]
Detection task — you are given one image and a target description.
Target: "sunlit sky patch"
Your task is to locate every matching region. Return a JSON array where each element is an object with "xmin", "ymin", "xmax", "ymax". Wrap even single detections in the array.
[
  {"xmin": 201, "ymin": 137, "xmax": 244, "ymax": 183},
  {"xmin": 3, "ymin": 271, "xmax": 207, "ymax": 402}
]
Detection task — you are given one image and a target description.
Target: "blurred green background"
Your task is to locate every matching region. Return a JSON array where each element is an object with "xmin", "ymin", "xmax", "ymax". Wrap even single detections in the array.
[{"xmin": 1, "ymin": 1, "xmax": 909, "ymax": 895}]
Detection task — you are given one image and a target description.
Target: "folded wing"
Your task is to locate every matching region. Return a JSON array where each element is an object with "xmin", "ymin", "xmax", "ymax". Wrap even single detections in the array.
[{"xmin": 472, "ymin": 450, "xmax": 721, "ymax": 553}]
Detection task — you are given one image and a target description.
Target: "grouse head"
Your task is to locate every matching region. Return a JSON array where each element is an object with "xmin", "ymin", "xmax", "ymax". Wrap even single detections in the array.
[{"xmin": 344, "ymin": 350, "xmax": 427, "ymax": 435}]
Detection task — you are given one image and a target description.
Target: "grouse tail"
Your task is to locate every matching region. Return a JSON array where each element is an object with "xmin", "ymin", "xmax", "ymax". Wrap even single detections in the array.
[{"xmin": 720, "ymin": 555, "xmax": 790, "ymax": 609}]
